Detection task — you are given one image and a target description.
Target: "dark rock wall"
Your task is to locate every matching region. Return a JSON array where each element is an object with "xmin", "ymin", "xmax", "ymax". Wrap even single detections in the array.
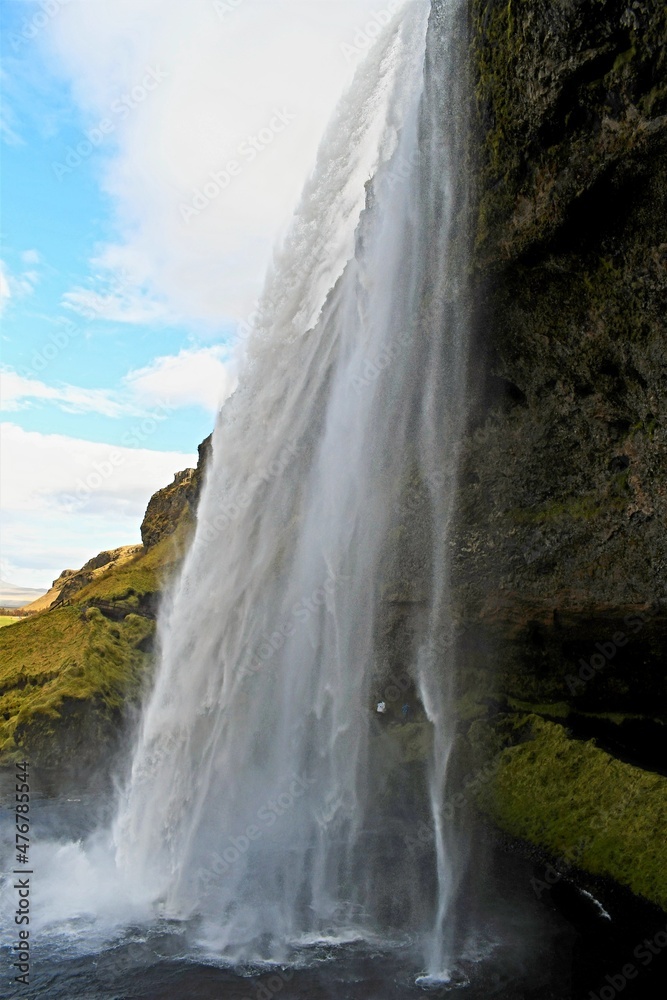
[
  {"xmin": 457, "ymin": 0, "xmax": 667, "ymax": 720},
  {"xmin": 446, "ymin": 0, "xmax": 667, "ymax": 908}
]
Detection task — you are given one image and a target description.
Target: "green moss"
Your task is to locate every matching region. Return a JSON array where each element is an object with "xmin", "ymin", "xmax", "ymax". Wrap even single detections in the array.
[
  {"xmin": 632, "ymin": 417, "xmax": 658, "ymax": 441},
  {"xmin": 471, "ymin": 0, "xmax": 524, "ymax": 251},
  {"xmin": 507, "ymin": 698, "xmax": 571, "ymax": 718},
  {"xmin": 612, "ymin": 45, "xmax": 637, "ymax": 73},
  {"xmin": 73, "ymin": 524, "xmax": 189, "ymax": 606},
  {"xmin": 640, "ymin": 83, "xmax": 667, "ymax": 117},
  {"xmin": 476, "ymin": 716, "xmax": 667, "ymax": 909},
  {"xmin": 383, "ymin": 720, "xmax": 433, "ymax": 764},
  {"xmin": 454, "ymin": 691, "xmax": 491, "ymax": 722},
  {"xmin": 506, "ymin": 466, "xmax": 634, "ymax": 527},
  {"xmin": 0, "ymin": 604, "xmax": 155, "ymax": 762},
  {"xmin": 509, "ymin": 492, "xmax": 604, "ymax": 525}
]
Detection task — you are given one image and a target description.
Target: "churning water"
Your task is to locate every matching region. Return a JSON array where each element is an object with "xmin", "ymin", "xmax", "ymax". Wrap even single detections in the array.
[
  {"xmin": 112, "ymin": 0, "xmax": 471, "ymax": 976},
  {"xmin": 2, "ymin": 0, "xmax": 497, "ymax": 992},
  {"xmin": 3, "ymin": 6, "xmax": 662, "ymax": 998}
]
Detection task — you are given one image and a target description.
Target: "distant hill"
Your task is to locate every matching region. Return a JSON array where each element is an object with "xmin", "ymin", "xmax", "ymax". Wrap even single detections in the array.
[
  {"xmin": 0, "ymin": 580, "xmax": 48, "ymax": 609},
  {"xmin": 22, "ymin": 545, "xmax": 145, "ymax": 614}
]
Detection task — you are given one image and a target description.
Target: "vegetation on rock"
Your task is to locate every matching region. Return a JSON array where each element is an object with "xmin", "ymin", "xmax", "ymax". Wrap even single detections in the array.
[
  {"xmin": 450, "ymin": 0, "xmax": 667, "ymax": 909},
  {"xmin": 0, "ymin": 477, "xmax": 200, "ymax": 778},
  {"xmin": 473, "ymin": 715, "xmax": 667, "ymax": 910}
]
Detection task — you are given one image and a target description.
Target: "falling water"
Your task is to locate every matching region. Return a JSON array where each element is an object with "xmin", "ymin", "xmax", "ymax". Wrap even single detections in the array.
[{"xmin": 113, "ymin": 0, "xmax": 471, "ymax": 978}]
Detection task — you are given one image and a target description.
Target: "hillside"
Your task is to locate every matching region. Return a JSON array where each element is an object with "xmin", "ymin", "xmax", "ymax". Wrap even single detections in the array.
[{"xmin": 0, "ymin": 437, "xmax": 211, "ymax": 791}]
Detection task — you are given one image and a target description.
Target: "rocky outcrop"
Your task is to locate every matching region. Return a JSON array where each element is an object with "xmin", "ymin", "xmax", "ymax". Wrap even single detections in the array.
[
  {"xmin": 447, "ymin": 0, "xmax": 667, "ymax": 908},
  {"xmin": 140, "ymin": 469, "xmax": 196, "ymax": 549},
  {"xmin": 140, "ymin": 434, "xmax": 212, "ymax": 549},
  {"xmin": 0, "ymin": 436, "xmax": 214, "ymax": 795},
  {"xmin": 53, "ymin": 546, "xmax": 144, "ymax": 606}
]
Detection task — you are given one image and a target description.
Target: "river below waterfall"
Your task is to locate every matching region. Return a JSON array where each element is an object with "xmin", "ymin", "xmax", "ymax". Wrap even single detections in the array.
[{"xmin": 2, "ymin": 797, "xmax": 665, "ymax": 1000}]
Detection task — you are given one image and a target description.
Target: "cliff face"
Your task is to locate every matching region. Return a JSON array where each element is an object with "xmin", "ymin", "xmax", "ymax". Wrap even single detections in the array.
[
  {"xmin": 1, "ymin": 0, "xmax": 663, "ymax": 911},
  {"xmin": 140, "ymin": 435, "xmax": 212, "ymax": 549},
  {"xmin": 0, "ymin": 437, "xmax": 212, "ymax": 795},
  {"xmin": 455, "ymin": 0, "xmax": 667, "ymax": 907},
  {"xmin": 463, "ymin": 0, "xmax": 666, "ymax": 617},
  {"xmin": 473, "ymin": 0, "xmax": 667, "ymax": 266}
]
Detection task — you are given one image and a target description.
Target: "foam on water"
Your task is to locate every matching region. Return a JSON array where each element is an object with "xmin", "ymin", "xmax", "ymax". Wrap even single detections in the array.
[{"xmin": 1, "ymin": 0, "xmax": 473, "ymax": 978}]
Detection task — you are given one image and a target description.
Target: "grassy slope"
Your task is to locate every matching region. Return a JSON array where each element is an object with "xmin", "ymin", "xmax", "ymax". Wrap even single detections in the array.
[
  {"xmin": 475, "ymin": 715, "xmax": 667, "ymax": 910},
  {"xmin": 72, "ymin": 522, "xmax": 189, "ymax": 607},
  {"xmin": 0, "ymin": 618, "xmax": 20, "ymax": 628},
  {"xmin": 0, "ymin": 525, "xmax": 191, "ymax": 763}
]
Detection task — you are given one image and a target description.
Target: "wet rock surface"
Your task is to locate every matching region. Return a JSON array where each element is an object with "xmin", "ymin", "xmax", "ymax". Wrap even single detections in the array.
[{"xmin": 443, "ymin": 0, "xmax": 667, "ymax": 906}]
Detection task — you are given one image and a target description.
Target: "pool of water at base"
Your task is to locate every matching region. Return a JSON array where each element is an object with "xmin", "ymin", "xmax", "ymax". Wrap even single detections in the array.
[
  {"xmin": 5, "ymin": 912, "xmax": 667, "ymax": 1000},
  {"xmin": 0, "ymin": 930, "xmax": 576, "ymax": 1000},
  {"xmin": 6, "ymin": 865, "xmax": 667, "ymax": 1000},
  {"xmin": 1, "ymin": 798, "xmax": 666, "ymax": 1000}
]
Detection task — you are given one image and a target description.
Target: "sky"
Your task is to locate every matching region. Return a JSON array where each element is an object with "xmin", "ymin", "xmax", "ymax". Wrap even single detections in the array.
[{"xmin": 0, "ymin": 0, "xmax": 392, "ymax": 588}]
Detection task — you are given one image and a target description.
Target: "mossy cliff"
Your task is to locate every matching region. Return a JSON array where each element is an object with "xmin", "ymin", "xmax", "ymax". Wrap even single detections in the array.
[
  {"xmin": 0, "ymin": 438, "xmax": 211, "ymax": 796},
  {"xmin": 470, "ymin": 714, "xmax": 667, "ymax": 909},
  {"xmin": 0, "ymin": 0, "xmax": 663, "ymax": 918},
  {"xmin": 445, "ymin": 0, "xmax": 667, "ymax": 910}
]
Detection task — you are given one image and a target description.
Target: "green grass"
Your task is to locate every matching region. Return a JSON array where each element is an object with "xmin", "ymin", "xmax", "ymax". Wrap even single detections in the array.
[
  {"xmin": 0, "ymin": 617, "xmax": 20, "ymax": 628},
  {"xmin": 73, "ymin": 521, "xmax": 190, "ymax": 605},
  {"xmin": 0, "ymin": 605, "xmax": 155, "ymax": 761},
  {"xmin": 475, "ymin": 715, "xmax": 667, "ymax": 909},
  {"xmin": 0, "ymin": 527, "xmax": 194, "ymax": 763}
]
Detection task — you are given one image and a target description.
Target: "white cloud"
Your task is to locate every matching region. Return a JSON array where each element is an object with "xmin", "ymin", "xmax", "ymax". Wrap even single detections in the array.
[
  {"xmin": 0, "ymin": 71, "xmax": 23, "ymax": 147},
  {"xmin": 62, "ymin": 286, "xmax": 170, "ymax": 325},
  {"xmin": 61, "ymin": 245, "xmax": 173, "ymax": 323},
  {"xmin": 124, "ymin": 346, "xmax": 237, "ymax": 413},
  {"xmin": 0, "ymin": 113, "xmax": 22, "ymax": 146},
  {"xmin": 1, "ymin": 3, "xmax": 408, "ymax": 586},
  {"xmin": 0, "ymin": 347, "xmax": 236, "ymax": 418},
  {"xmin": 0, "ymin": 264, "xmax": 10, "ymax": 315},
  {"xmin": 0, "ymin": 423, "xmax": 196, "ymax": 589},
  {"xmin": 0, "ymin": 368, "xmax": 142, "ymax": 418},
  {"xmin": 45, "ymin": 0, "xmax": 387, "ymax": 327},
  {"xmin": 0, "ymin": 257, "xmax": 40, "ymax": 315},
  {"xmin": 21, "ymin": 249, "xmax": 41, "ymax": 265}
]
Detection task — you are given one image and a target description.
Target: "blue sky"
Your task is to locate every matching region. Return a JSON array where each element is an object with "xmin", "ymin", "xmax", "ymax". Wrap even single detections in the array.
[
  {"xmin": 1, "ymin": 1, "xmax": 231, "ymax": 455},
  {"xmin": 0, "ymin": 0, "xmax": 384, "ymax": 588}
]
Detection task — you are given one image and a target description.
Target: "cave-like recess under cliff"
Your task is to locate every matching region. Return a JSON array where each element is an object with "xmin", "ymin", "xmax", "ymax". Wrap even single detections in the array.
[{"xmin": 447, "ymin": 0, "xmax": 667, "ymax": 911}]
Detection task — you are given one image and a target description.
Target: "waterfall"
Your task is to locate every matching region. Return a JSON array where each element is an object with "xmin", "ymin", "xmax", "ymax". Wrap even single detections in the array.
[{"xmin": 113, "ymin": 0, "xmax": 471, "ymax": 978}]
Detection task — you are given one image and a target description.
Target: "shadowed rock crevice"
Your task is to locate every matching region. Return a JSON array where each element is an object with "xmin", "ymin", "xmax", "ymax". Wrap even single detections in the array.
[{"xmin": 448, "ymin": 0, "xmax": 667, "ymax": 909}]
